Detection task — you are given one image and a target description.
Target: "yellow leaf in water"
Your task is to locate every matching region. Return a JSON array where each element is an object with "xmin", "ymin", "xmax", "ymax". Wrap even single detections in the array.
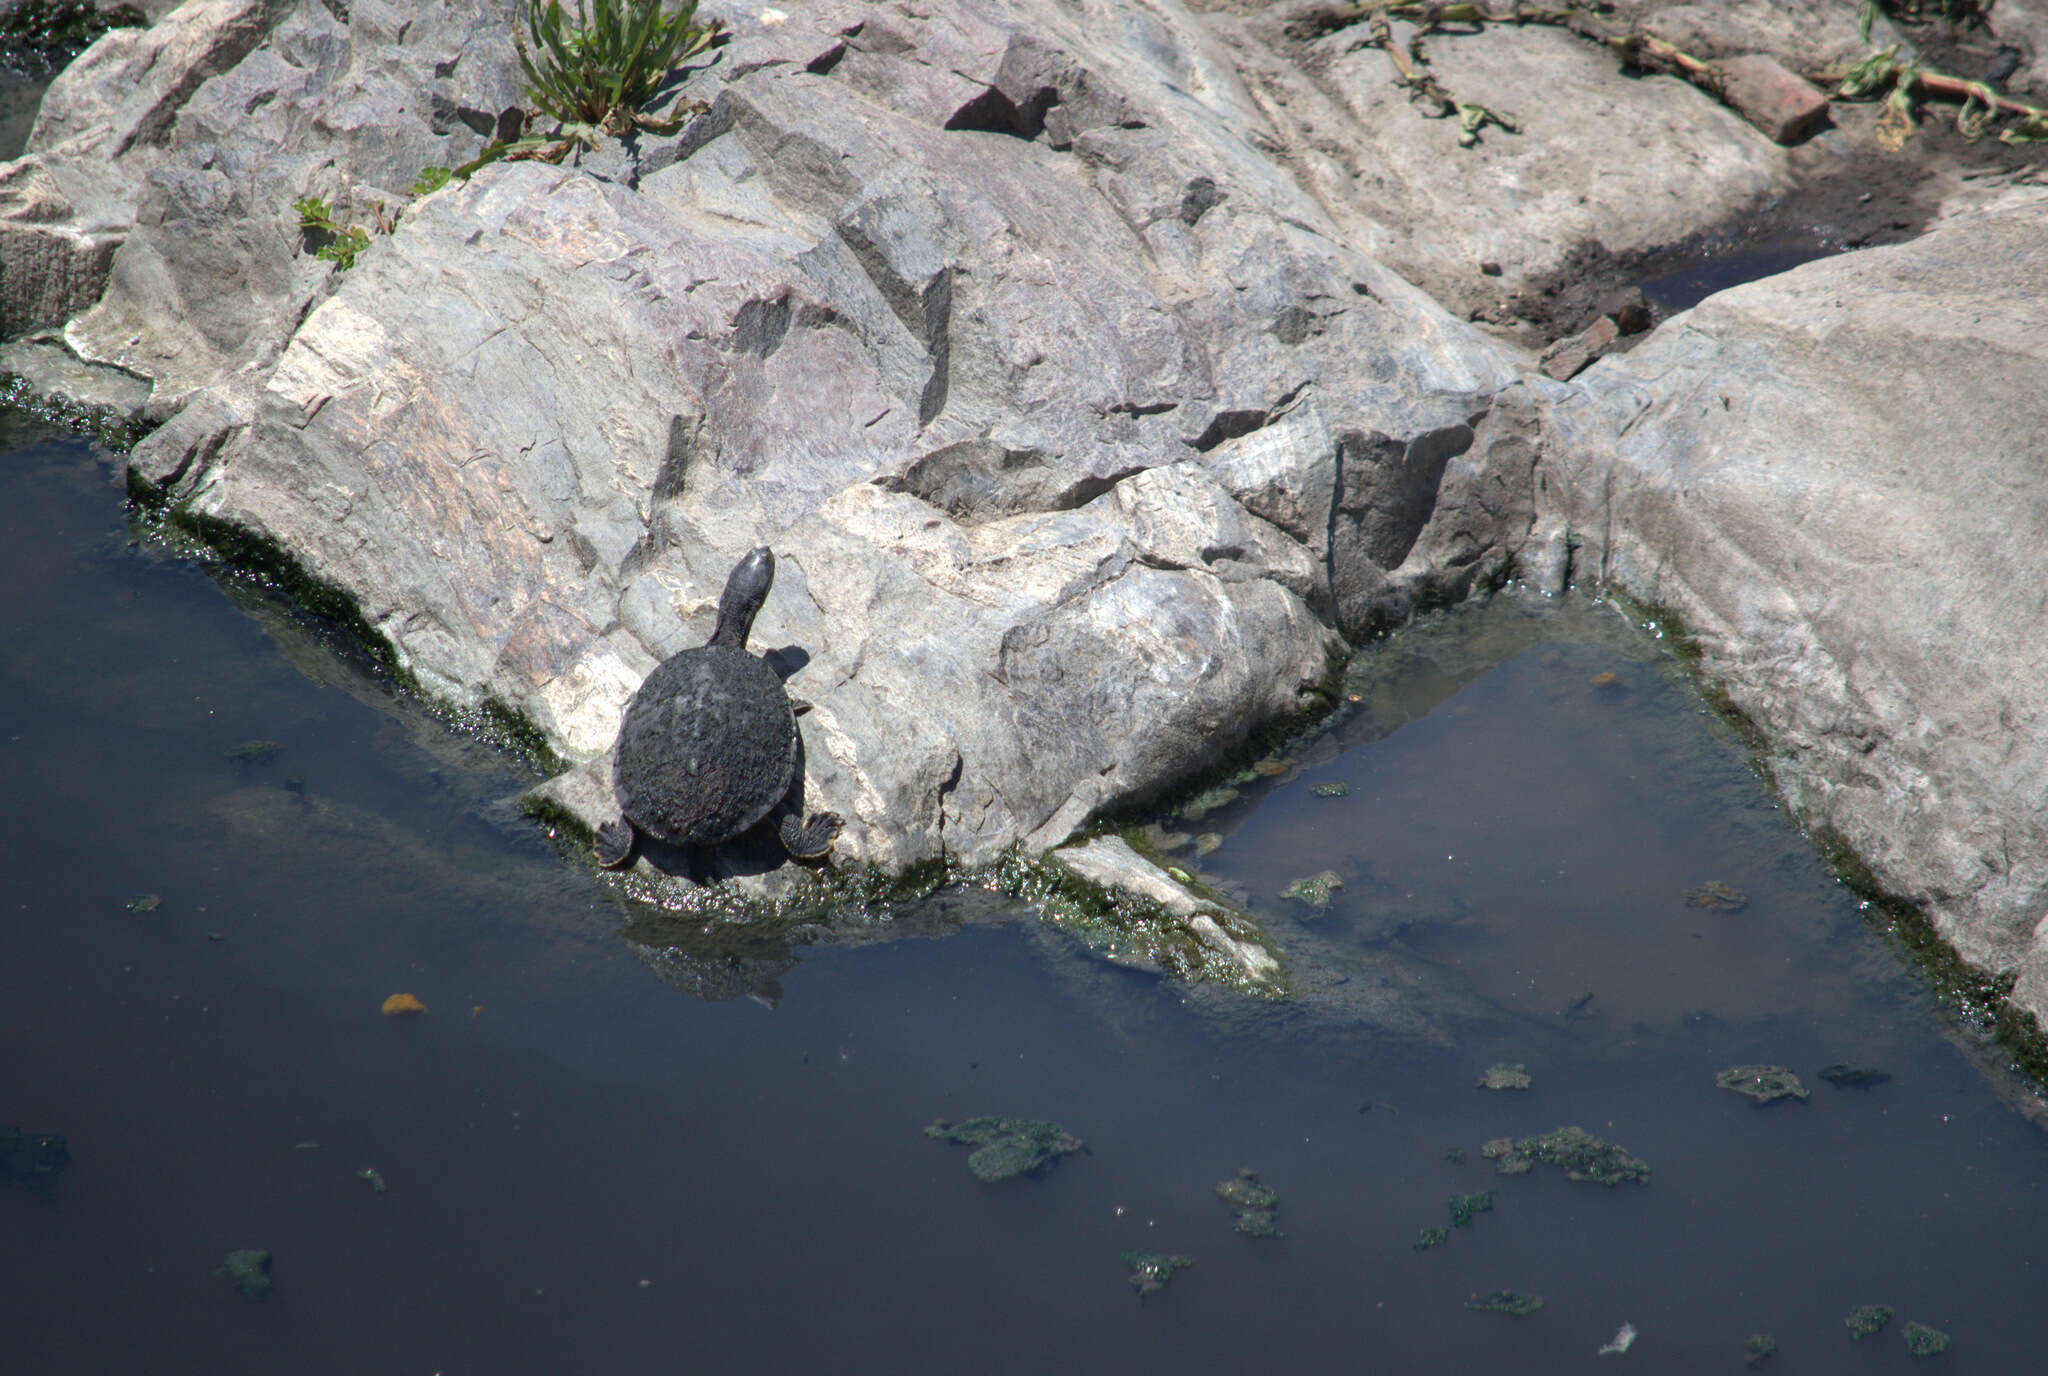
[{"xmin": 381, "ymin": 993, "xmax": 426, "ymax": 1016}]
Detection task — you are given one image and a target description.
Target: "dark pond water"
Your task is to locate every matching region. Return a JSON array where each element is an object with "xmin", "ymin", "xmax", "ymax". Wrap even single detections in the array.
[{"xmin": 6, "ymin": 418, "xmax": 2045, "ymax": 1373}]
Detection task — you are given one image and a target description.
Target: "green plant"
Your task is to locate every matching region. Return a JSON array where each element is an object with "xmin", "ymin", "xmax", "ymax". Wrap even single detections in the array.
[
  {"xmin": 409, "ymin": 166, "xmax": 454, "ymax": 196},
  {"xmin": 293, "ymin": 195, "xmax": 375, "ymax": 271},
  {"xmin": 516, "ymin": 0, "xmax": 721, "ymax": 135}
]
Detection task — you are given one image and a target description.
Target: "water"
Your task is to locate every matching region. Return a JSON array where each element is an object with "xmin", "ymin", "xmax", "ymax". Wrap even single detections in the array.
[{"xmin": 5, "ymin": 418, "xmax": 2044, "ymax": 1373}]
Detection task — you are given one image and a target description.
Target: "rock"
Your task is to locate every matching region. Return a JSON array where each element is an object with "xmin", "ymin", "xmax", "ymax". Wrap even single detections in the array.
[
  {"xmin": 1052, "ymin": 835, "xmax": 1281, "ymax": 987},
  {"xmin": 60, "ymin": 0, "xmax": 1521, "ymax": 890},
  {"xmin": 1716, "ymin": 54, "xmax": 1831, "ymax": 146},
  {"xmin": 1593, "ymin": 286, "xmax": 1653, "ymax": 337},
  {"xmin": 1544, "ymin": 193, "xmax": 2048, "ymax": 1029},
  {"xmin": 1212, "ymin": 7, "xmax": 1792, "ymax": 331}
]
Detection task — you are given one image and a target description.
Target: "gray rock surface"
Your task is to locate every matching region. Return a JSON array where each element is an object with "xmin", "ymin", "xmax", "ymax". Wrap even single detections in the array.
[
  {"xmin": 1207, "ymin": 4, "xmax": 1794, "ymax": 332},
  {"xmin": 1542, "ymin": 191, "xmax": 2048, "ymax": 1021},
  {"xmin": 86, "ymin": 0, "xmax": 1520, "ymax": 879}
]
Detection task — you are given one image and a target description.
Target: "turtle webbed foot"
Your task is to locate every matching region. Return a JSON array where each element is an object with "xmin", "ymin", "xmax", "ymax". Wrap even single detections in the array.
[
  {"xmin": 779, "ymin": 810, "xmax": 842, "ymax": 861},
  {"xmin": 594, "ymin": 820, "xmax": 637, "ymax": 869}
]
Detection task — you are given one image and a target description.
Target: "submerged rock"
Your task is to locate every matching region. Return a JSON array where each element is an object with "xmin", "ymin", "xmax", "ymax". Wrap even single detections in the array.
[
  {"xmin": 1214, "ymin": 1167, "xmax": 1281, "ymax": 1237},
  {"xmin": 1478, "ymin": 1063, "xmax": 1531, "ymax": 1091},
  {"xmin": 1122, "ymin": 1250, "xmax": 1192, "ymax": 1297},
  {"xmin": 1280, "ymin": 870, "xmax": 1342, "ymax": 911},
  {"xmin": 218, "ymin": 1248, "xmax": 272, "ymax": 1300},
  {"xmin": 1818, "ymin": 1063, "xmax": 1891, "ymax": 1089},
  {"xmin": 1716, "ymin": 1065, "xmax": 1809, "ymax": 1104},
  {"xmin": 924, "ymin": 1117, "xmax": 1083, "ymax": 1183},
  {"xmin": 1684, "ymin": 880, "xmax": 1748, "ymax": 912},
  {"xmin": 1846, "ymin": 1304, "xmax": 1895, "ymax": 1339}
]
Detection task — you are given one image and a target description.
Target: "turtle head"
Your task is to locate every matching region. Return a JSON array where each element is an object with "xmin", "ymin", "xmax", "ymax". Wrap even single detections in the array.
[{"xmin": 708, "ymin": 546, "xmax": 774, "ymax": 649}]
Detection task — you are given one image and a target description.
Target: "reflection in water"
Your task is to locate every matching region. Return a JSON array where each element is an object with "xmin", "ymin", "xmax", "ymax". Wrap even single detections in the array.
[{"xmin": 5, "ymin": 420, "xmax": 2047, "ymax": 1373}]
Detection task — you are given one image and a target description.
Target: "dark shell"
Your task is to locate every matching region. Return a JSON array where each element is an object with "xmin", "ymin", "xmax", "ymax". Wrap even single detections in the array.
[{"xmin": 612, "ymin": 644, "xmax": 797, "ymax": 847}]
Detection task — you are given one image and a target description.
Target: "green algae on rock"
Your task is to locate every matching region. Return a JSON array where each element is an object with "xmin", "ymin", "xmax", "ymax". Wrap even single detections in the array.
[
  {"xmin": 218, "ymin": 1248, "xmax": 273, "ymax": 1300},
  {"xmin": 1479, "ymin": 1063, "xmax": 1531, "ymax": 1090},
  {"xmin": 1465, "ymin": 1290, "xmax": 1543, "ymax": 1315},
  {"xmin": 1901, "ymin": 1321, "xmax": 1951, "ymax": 1356},
  {"xmin": 1122, "ymin": 1250, "xmax": 1193, "ymax": 1296},
  {"xmin": 1716, "ymin": 1065, "xmax": 1810, "ymax": 1104},
  {"xmin": 1280, "ymin": 870, "xmax": 1343, "ymax": 910},
  {"xmin": 1215, "ymin": 1168, "xmax": 1282, "ymax": 1237},
  {"xmin": 1485, "ymin": 1125, "xmax": 1649, "ymax": 1184},
  {"xmin": 924, "ymin": 1117, "xmax": 1083, "ymax": 1182},
  {"xmin": 1846, "ymin": 1304, "xmax": 1895, "ymax": 1339}
]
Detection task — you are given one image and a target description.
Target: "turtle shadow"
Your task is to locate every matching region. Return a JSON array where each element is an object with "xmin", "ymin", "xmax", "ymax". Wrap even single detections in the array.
[
  {"xmin": 761, "ymin": 645, "xmax": 809, "ymax": 681},
  {"xmin": 630, "ymin": 726, "xmax": 831, "ymax": 884}
]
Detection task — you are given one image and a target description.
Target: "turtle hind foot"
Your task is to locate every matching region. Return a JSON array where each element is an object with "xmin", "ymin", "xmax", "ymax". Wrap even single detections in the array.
[
  {"xmin": 594, "ymin": 820, "xmax": 636, "ymax": 869},
  {"xmin": 780, "ymin": 810, "xmax": 843, "ymax": 861}
]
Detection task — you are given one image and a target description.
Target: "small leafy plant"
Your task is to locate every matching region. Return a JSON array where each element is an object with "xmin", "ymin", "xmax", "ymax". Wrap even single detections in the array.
[
  {"xmin": 516, "ymin": 0, "xmax": 721, "ymax": 135},
  {"xmin": 293, "ymin": 195, "xmax": 375, "ymax": 271}
]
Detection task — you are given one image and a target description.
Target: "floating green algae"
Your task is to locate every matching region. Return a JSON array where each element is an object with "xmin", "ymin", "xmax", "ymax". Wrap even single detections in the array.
[
  {"xmin": 1309, "ymin": 781, "xmax": 1350, "ymax": 798},
  {"xmin": 1744, "ymin": 1333, "xmax": 1777, "ymax": 1366},
  {"xmin": 1484, "ymin": 1125, "xmax": 1648, "ymax": 1184},
  {"xmin": 1716, "ymin": 1065, "xmax": 1809, "ymax": 1104},
  {"xmin": 1465, "ymin": 1290, "xmax": 1543, "ymax": 1316},
  {"xmin": 1478, "ymin": 1063, "xmax": 1531, "ymax": 1091},
  {"xmin": 1846, "ymin": 1304, "xmax": 1895, "ymax": 1339},
  {"xmin": 1215, "ymin": 1168, "xmax": 1281, "ymax": 1237},
  {"xmin": 1179, "ymin": 785, "xmax": 1239, "ymax": 822},
  {"xmin": 1902, "ymin": 1321, "xmax": 1950, "ymax": 1356},
  {"xmin": 924, "ymin": 1117, "xmax": 1083, "ymax": 1182},
  {"xmin": 1279, "ymin": 870, "xmax": 1342, "ymax": 909},
  {"xmin": 1818, "ymin": 1063, "xmax": 1891, "ymax": 1088},
  {"xmin": 1448, "ymin": 1191, "xmax": 1493, "ymax": 1227},
  {"xmin": 1414, "ymin": 1225, "xmax": 1449, "ymax": 1251},
  {"xmin": 218, "ymin": 1248, "xmax": 273, "ymax": 1300},
  {"xmin": 1122, "ymin": 1250, "xmax": 1193, "ymax": 1296}
]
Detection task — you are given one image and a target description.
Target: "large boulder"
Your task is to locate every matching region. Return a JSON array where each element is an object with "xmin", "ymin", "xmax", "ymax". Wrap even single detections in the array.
[
  {"xmin": 103, "ymin": 0, "xmax": 1519, "ymax": 873},
  {"xmin": 1541, "ymin": 191, "xmax": 2048, "ymax": 1023}
]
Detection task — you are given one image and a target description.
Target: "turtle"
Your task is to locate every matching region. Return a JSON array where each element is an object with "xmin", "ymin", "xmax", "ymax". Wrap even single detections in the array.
[{"xmin": 594, "ymin": 547, "xmax": 841, "ymax": 870}]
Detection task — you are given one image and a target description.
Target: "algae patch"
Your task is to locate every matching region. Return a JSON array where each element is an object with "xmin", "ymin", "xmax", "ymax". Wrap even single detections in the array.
[
  {"xmin": 1478, "ymin": 1063, "xmax": 1531, "ymax": 1090},
  {"xmin": 1466, "ymin": 1290, "xmax": 1543, "ymax": 1315},
  {"xmin": 1122, "ymin": 1250, "xmax": 1193, "ymax": 1296},
  {"xmin": 218, "ymin": 1248, "xmax": 273, "ymax": 1300},
  {"xmin": 1716, "ymin": 1065, "xmax": 1809, "ymax": 1104},
  {"xmin": 1845, "ymin": 1303, "xmax": 1894, "ymax": 1339},
  {"xmin": 1901, "ymin": 1321, "xmax": 1950, "ymax": 1356},
  {"xmin": 924, "ymin": 1117, "xmax": 1083, "ymax": 1182},
  {"xmin": 1483, "ymin": 1125, "xmax": 1648, "ymax": 1185},
  {"xmin": 1214, "ymin": 1167, "xmax": 1281, "ymax": 1237}
]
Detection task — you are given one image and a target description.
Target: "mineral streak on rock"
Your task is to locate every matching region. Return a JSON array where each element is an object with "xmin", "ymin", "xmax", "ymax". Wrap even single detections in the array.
[
  {"xmin": 923, "ymin": 1117, "xmax": 1083, "ymax": 1183},
  {"xmin": 1716, "ymin": 1065, "xmax": 1809, "ymax": 1104}
]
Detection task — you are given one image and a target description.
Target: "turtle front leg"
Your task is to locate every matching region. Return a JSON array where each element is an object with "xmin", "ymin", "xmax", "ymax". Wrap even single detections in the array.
[
  {"xmin": 594, "ymin": 819, "xmax": 638, "ymax": 869},
  {"xmin": 777, "ymin": 808, "xmax": 842, "ymax": 861}
]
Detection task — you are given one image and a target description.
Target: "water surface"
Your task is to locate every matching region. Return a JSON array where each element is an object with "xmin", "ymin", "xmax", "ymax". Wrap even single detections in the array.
[{"xmin": 4, "ymin": 420, "xmax": 2043, "ymax": 1373}]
